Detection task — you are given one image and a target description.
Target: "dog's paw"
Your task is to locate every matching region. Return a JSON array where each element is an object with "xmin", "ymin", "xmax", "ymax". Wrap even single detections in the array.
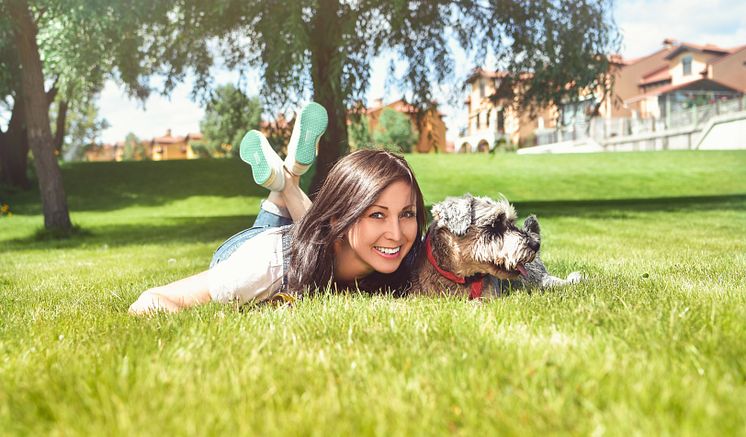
[{"xmin": 566, "ymin": 271, "xmax": 583, "ymax": 284}]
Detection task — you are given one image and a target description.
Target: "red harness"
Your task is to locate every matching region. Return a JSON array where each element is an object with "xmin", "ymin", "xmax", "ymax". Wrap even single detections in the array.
[{"xmin": 425, "ymin": 233, "xmax": 486, "ymax": 299}]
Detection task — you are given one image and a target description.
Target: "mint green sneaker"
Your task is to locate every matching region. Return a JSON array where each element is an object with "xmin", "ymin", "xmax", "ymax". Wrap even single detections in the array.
[
  {"xmin": 239, "ymin": 130, "xmax": 285, "ymax": 191},
  {"xmin": 284, "ymin": 102, "xmax": 328, "ymax": 176}
]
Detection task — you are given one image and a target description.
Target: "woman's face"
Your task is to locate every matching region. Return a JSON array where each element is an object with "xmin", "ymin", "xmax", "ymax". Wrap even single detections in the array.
[{"xmin": 334, "ymin": 180, "xmax": 418, "ymax": 281}]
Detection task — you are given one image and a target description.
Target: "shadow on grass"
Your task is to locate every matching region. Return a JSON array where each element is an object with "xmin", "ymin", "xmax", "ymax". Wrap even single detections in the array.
[
  {"xmin": 5, "ymin": 159, "xmax": 265, "ymax": 215},
  {"xmin": 4, "ymin": 193, "xmax": 745, "ymax": 252},
  {"xmin": 6, "ymin": 158, "xmax": 746, "ymax": 216},
  {"xmin": 3, "ymin": 215, "xmax": 258, "ymax": 252},
  {"xmin": 512, "ymin": 193, "xmax": 746, "ymax": 218}
]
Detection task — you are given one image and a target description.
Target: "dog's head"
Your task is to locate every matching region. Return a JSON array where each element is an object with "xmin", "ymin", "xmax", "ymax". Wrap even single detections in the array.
[{"xmin": 430, "ymin": 194, "xmax": 540, "ymax": 280}]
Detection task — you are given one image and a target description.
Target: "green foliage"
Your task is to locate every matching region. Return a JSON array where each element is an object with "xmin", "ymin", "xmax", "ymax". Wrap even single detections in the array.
[
  {"xmin": 204, "ymin": 0, "xmax": 617, "ymax": 112},
  {"xmin": 121, "ymin": 132, "xmax": 148, "ymax": 161},
  {"xmin": 1, "ymin": 151, "xmax": 746, "ymax": 434},
  {"xmin": 199, "ymin": 84, "xmax": 263, "ymax": 157},
  {"xmin": 371, "ymin": 108, "xmax": 418, "ymax": 153},
  {"xmin": 348, "ymin": 116, "xmax": 373, "ymax": 150},
  {"xmin": 55, "ymin": 99, "xmax": 111, "ymax": 161}
]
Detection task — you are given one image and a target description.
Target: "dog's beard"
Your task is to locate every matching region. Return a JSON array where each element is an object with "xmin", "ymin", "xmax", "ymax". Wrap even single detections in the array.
[{"xmin": 472, "ymin": 232, "xmax": 537, "ymax": 278}]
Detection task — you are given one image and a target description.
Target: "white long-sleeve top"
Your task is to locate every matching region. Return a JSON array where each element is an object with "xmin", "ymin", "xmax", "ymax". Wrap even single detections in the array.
[{"xmin": 208, "ymin": 227, "xmax": 285, "ymax": 304}]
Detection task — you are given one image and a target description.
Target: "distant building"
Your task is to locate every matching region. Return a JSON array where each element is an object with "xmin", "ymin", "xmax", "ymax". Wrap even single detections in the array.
[
  {"xmin": 84, "ymin": 142, "xmax": 124, "ymax": 162},
  {"xmin": 364, "ymin": 98, "xmax": 450, "ymax": 153},
  {"xmin": 459, "ymin": 39, "xmax": 746, "ymax": 150},
  {"xmin": 147, "ymin": 130, "xmax": 202, "ymax": 160},
  {"xmin": 457, "ymin": 69, "xmax": 555, "ymax": 152},
  {"xmin": 85, "ymin": 130, "xmax": 204, "ymax": 162},
  {"xmin": 616, "ymin": 40, "xmax": 746, "ymax": 120}
]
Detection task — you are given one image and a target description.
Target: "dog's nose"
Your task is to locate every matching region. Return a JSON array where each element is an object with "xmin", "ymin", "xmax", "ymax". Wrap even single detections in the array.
[{"xmin": 527, "ymin": 239, "xmax": 540, "ymax": 252}]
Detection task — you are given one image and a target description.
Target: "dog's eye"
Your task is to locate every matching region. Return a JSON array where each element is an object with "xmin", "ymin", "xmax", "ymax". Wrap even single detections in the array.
[{"xmin": 489, "ymin": 221, "xmax": 505, "ymax": 233}]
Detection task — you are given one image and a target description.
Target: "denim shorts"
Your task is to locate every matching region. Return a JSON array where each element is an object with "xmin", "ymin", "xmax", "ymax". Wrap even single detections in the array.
[{"xmin": 210, "ymin": 209, "xmax": 293, "ymax": 268}]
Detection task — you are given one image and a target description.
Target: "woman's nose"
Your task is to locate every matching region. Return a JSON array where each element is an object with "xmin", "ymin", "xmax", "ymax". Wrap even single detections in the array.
[{"xmin": 386, "ymin": 217, "xmax": 403, "ymax": 241}]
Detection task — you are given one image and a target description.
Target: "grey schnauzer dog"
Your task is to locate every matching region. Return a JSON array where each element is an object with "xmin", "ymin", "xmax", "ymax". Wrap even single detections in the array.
[{"xmin": 409, "ymin": 194, "xmax": 582, "ymax": 298}]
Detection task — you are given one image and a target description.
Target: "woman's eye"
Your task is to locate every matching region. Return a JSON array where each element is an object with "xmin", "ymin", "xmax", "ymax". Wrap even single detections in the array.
[
  {"xmin": 369, "ymin": 212, "xmax": 385, "ymax": 219},
  {"xmin": 401, "ymin": 210, "xmax": 416, "ymax": 218}
]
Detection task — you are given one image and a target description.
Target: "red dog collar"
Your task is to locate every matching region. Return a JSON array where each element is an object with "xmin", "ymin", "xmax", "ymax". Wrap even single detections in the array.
[{"xmin": 425, "ymin": 233, "xmax": 485, "ymax": 299}]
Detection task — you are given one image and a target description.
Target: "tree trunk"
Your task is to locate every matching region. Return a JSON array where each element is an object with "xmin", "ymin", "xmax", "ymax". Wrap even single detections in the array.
[
  {"xmin": 308, "ymin": 0, "xmax": 348, "ymax": 196},
  {"xmin": 54, "ymin": 99, "xmax": 68, "ymax": 155},
  {"xmin": 0, "ymin": 96, "xmax": 31, "ymax": 189},
  {"xmin": 8, "ymin": 0, "xmax": 72, "ymax": 232}
]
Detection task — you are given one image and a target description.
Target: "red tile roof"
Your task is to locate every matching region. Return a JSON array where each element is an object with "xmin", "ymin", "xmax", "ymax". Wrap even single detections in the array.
[
  {"xmin": 709, "ymin": 44, "xmax": 746, "ymax": 65},
  {"xmin": 639, "ymin": 66, "xmax": 672, "ymax": 86},
  {"xmin": 625, "ymin": 78, "xmax": 739, "ymax": 103},
  {"xmin": 664, "ymin": 42, "xmax": 730, "ymax": 60},
  {"xmin": 465, "ymin": 68, "xmax": 509, "ymax": 84}
]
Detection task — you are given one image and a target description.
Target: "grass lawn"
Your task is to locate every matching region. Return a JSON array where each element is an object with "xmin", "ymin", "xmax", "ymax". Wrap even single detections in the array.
[{"xmin": 1, "ymin": 150, "xmax": 745, "ymax": 435}]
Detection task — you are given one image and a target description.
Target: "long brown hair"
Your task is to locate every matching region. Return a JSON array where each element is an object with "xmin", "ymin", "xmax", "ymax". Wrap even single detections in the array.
[{"xmin": 288, "ymin": 149, "xmax": 426, "ymax": 295}]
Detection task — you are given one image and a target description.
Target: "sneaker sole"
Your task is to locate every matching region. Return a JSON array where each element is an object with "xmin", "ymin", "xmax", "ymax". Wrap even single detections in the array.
[
  {"xmin": 239, "ymin": 130, "xmax": 275, "ymax": 187},
  {"xmin": 290, "ymin": 103, "xmax": 328, "ymax": 174}
]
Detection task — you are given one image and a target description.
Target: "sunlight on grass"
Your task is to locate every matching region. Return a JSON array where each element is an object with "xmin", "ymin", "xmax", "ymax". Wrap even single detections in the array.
[{"xmin": 1, "ymin": 151, "xmax": 745, "ymax": 435}]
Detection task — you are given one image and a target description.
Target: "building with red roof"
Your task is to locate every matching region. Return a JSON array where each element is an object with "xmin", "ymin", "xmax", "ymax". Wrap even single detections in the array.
[
  {"xmin": 362, "ymin": 98, "xmax": 449, "ymax": 153},
  {"xmin": 85, "ymin": 130, "xmax": 205, "ymax": 162},
  {"xmin": 613, "ymin": 39, "xmax": 746, "ymax": 120}
]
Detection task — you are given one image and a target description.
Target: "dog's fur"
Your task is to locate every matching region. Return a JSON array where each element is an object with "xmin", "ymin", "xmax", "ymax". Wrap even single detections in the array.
[{"xmin": 409, "ymin": 194, "xmax": 582, "ymax": 297}]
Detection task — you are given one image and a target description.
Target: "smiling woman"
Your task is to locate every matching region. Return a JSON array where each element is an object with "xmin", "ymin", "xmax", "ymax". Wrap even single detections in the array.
[
  {"xmin": 335, "ymin": 181, "xmax": 419, "ymax": 278},
  {"xmin": 289, "ymin": 153, "xmax": 426, "ymax": 294},
  {"xmin": 129, "ymin": 104, "xmax": 426, "ymax": 314}
]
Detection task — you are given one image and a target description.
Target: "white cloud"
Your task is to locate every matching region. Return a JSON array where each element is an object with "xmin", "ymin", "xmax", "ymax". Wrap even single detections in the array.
[
  {"xmin": 98, "ymin": 68, "xmax": 254, "ymax": 144},
  {"xmin": 98, "ymin": 81, "xmax": 204, "ymax": 143},
  {"xmin": 616, "ymin": 0, "xmax": 746, "ymax": 57}
]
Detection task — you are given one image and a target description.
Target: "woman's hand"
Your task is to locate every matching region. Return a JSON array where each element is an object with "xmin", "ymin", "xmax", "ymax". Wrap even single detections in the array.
[
  {"xmin": 128, "ymin": 270, "xmax": 213, "ymax": 315},
  {"xmin": 128, "ymin": 289, "xmax": 183, "ymax": 315}
]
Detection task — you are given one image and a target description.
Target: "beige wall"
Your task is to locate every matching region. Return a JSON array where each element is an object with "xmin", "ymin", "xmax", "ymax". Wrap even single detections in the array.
[
  {"xmin": 150, "ymin": 142, "xmax": 194, "ymax": 161},
  {"xmin": 464, "ymin": 75, "xmax": 559, "ymax": 147},
  {"xmin": 668, "ymin": 51, "xmax": 710, "ymax": 86}
]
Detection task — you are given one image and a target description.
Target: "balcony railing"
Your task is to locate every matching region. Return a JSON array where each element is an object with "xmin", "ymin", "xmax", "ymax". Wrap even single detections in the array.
[{"xmin": 536, "ymin": 94, "xmax": 746, "ymax": 146}]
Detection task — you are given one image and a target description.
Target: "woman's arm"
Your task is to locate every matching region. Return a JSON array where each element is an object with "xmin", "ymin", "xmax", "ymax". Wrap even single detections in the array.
[{"xmin": 129, "ymin": 270, "xmax": 213, "ymax": 315}]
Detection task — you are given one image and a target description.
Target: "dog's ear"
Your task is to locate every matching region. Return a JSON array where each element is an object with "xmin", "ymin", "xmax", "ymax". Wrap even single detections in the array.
[
  {"xmin": 472, "ymin": 195, "xmax": 517, "ymax": 227},
  {"xmin": 431, "ymin": 195, "xmax": 474, "ymax": 235},
  {"xmin": 523, "ymin": 215, "xmax": 541, "ymax": 235}
]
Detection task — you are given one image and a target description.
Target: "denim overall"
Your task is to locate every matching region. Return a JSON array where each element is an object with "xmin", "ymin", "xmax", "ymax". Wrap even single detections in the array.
[{"xmin": 210, "ymin": 209, "xmax": 294, "ymax": 294}]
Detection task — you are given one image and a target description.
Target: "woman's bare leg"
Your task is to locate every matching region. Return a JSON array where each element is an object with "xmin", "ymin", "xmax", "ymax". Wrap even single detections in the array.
[
  {"xmin": 267, "ymin": 168, "xmax": 310, "ymax": 222},
  {"xmin": 264, "ymin": 168, "xmax": 311, "ymax": 222}
]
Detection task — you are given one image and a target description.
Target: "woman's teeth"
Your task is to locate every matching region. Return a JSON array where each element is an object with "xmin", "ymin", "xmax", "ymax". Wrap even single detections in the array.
[{"xmin": 375, "ymin": 246, "xmax": 400, "ymax": 255}]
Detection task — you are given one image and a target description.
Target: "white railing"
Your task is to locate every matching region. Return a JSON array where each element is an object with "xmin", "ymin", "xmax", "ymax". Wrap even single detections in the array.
[{"xmin": 536, "ymin": 95, "xmax": 746, "ymax": 146}]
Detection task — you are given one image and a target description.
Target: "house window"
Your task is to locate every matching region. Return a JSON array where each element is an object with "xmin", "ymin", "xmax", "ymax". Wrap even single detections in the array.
[
  {"xmin": 486, "ymin": 110, "xmax": 491, "ymax": 128},
  {"xmin": 479, "ymin": 78, "xmax": 486, "ymax": 98},
  {"xmin": 476, "ymin": 112, "xmax": 481, "ymax": 129},
  {"xmin": 682, "ymin": 55, "xmax": 692, "ymax": 76}
]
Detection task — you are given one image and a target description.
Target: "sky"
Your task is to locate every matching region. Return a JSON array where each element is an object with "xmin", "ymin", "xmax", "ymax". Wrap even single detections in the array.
[{"xmin": 96, "ymin": 0, "xmax": 746, "ymax": 144}]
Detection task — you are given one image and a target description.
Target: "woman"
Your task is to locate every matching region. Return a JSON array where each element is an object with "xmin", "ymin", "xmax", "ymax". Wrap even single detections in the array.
[{"xmin": 129, "ymin": 103, "xmax": 426, "ymax": 314}]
